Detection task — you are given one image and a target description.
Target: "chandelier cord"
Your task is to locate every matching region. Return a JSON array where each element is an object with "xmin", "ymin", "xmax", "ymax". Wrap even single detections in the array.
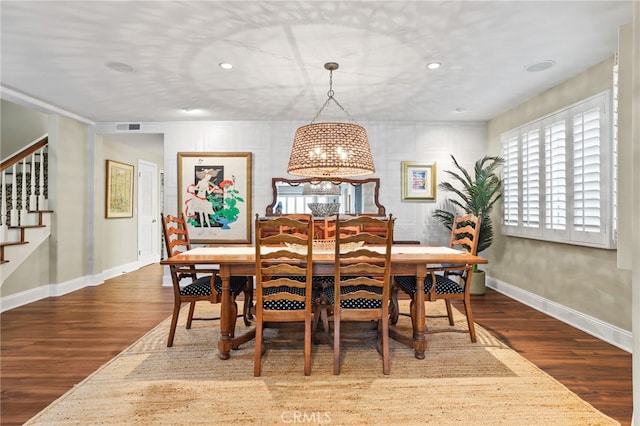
[{"xmin": 310, "ymin": 68, "xmax": 358, "ymax": 124}]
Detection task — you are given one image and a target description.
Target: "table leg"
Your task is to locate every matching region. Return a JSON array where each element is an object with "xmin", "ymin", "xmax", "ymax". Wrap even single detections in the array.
[
  {"xmin": 217, "ymin": 265, "xmax": 233, "ymax": 360},
  {"xmin": 413, "ymin": 265, "xmax": 427, "ymax": 359}
]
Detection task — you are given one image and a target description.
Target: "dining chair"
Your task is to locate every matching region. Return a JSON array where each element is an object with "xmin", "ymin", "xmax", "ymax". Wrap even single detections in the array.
[
  {"xmin": 254, "ymin": 214, "xmax": 317, "ymax": 376},
  {"xmin": 161, "ymin": 213, "xmax": 253, "ymax": 347},
  {"xmin": 322, "ymin": 215, "xmax": 360, "ymax": 240},
  {"xmin": 391, "ymin": 213, "xmax": 481, "ymax": 342},
  {"xmin": 321, "ymin": 214, "xmax": 394, "ymax": 375}
]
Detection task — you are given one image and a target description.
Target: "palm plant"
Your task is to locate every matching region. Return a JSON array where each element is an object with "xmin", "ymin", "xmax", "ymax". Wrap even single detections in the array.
[{"xmin": 433, "ymin": 155, "xmax": 504, "ymax": 254}]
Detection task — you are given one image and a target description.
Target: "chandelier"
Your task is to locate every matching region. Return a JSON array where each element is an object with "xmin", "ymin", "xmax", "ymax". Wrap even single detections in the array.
[{"xmin": 287, "ymin": 62, "xmax": 375, "ymax": 178}]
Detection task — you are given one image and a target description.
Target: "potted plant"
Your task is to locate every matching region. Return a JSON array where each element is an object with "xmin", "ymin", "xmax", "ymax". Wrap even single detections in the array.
[{"xmin": 433, "ymin": 155, "xmax": 504, "ymax": 294}]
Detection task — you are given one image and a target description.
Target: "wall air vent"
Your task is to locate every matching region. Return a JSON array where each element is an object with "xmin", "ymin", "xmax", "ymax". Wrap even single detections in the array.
[{"xmin": 115, "ymin": 123, "xmax": 142, "ymax": 132}]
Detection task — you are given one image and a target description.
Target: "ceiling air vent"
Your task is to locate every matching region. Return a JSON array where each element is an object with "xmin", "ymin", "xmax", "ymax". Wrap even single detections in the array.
[{"xmin": 115, "ymin": 122, "xmax": 142, "ymax": 132}]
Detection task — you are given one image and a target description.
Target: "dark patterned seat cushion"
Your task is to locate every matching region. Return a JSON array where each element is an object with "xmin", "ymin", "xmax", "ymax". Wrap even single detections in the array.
[
  {"xmin": 180, "ymin": 275, "xmax": 247, "ymax": 297},
  {"xmin": 261, "ymin": 276, "xmax": 322, "ymax": 310},
  {"xmin": 394, "ymin": 274, "xmax": 464, "ymax": 295},
  {"xmin": 322, "ymin": 285, "xmax": 383, "ymax": 309}
]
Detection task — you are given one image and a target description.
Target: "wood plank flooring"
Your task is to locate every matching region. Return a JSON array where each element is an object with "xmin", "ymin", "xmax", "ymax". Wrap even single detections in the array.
[{"xmin": 1, "ymin": 264, "xmax": 633, "ymax": 425}]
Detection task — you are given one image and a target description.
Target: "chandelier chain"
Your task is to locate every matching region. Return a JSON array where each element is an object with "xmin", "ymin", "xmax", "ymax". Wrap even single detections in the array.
[{"xmin": 311, "ymin": 68, "xmax": 357, "ymax": 124}]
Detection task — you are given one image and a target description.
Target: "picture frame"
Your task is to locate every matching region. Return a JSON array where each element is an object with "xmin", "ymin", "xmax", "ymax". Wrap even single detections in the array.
[
  {"xmin": 105, "ymin": 160, "xmax": 134, "ymax": 218},
  {"xmin": 401, "ymin": 162, "xmax": 436, "ymax": 201},
  {"xmin": 178, "ymin": 152, "xmax": 252, "ymax": 244}
]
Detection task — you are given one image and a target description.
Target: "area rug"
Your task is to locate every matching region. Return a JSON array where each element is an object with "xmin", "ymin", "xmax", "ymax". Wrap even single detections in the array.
[{"xmin": 25, "ymin": 301, "xmax": 618, "ymax": 425}]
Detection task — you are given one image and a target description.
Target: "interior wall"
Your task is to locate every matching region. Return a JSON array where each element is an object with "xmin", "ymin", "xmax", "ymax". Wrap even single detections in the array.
[
  {"xmin": 487, "ymin": 57, "xmax": 633, "ymax": 331},
  {"xmin": 160, "ymin": 120, "xmax": 487, "ymax": 246},
  {"xmin": 0, "ymin": 99, "xmax": 48, "ymax": 159},
  {"xmin": 49, "ymin": 115, "xmax": 89, "ymax": 284},
  {"xmin": 98, "ymin": 138, "xmax": 164, "ymax": 271}
]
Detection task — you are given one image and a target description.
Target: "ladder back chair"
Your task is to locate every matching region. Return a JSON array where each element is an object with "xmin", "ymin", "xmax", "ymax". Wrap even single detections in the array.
[
  {"xmin": 161, "ymin": 213, "xmax": 252, "ymax": 347},
  {"xmin": 391, "ymin": 213, "xmax": 481, "ymax": 342},
  {"xmin": 322, "ymin": 214, "xmax": 394, "ymax": 375},
  {"xmin": 254, "ymin": 214, "xmax": 317, "ymax": 376}
]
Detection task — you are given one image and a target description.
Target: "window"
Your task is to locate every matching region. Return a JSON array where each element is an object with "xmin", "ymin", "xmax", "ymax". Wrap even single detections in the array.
[{"xmin": 501, "ymin": 91, "xmax": 616, "ymax": 249}]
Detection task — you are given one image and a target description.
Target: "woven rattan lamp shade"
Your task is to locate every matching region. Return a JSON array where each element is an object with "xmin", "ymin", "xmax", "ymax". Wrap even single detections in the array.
[{"xmin": 287, "ymin": 121, "xmax": 375, "ymax": 178}]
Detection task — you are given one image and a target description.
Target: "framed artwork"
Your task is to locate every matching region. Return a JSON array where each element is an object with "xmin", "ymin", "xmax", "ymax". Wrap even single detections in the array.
[
  {"xmin": 178, "ymin": 152, "xmax": 252, "ymax": 244},
  {"xmin": 105, "ymin": 160, "xmax": 134, "ymax": 218},
  {"xmin": 401, "ymin": 162, "xmax": 436, "ymax": 201}
]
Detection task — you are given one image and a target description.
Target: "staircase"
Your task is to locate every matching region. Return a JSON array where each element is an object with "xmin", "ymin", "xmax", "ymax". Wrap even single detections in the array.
[{"xmin": 1, "ymin": 135, "xmax": 52, "ymax": 281}]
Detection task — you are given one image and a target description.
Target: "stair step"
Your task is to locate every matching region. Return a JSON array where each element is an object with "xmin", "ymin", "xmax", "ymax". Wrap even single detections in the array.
[
  {"xmin": 0, "ymin": 241, "xmax": 29, "ymax": 248},
  {"xmin": 8, "ymin": 225, "xmax": 46, "ymax": 230}
]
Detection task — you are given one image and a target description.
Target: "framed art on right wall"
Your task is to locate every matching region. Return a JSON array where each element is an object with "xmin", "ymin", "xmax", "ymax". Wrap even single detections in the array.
[{"xmin": 401, "ymin": 162, "xmax": 436, "ymax": 201}]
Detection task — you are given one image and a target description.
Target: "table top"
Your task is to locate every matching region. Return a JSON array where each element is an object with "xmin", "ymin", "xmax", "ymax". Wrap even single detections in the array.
[{"xmin": 161, "ymin": 245, "xmax": 488, "ymax": 266}]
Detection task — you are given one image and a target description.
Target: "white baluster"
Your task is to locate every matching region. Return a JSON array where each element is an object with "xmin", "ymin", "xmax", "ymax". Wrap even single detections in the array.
[
  {"xmin": 38, "ymin": 146, "xmax": 47, "ymax": 210},
  {"xmin": 10, "ymin": 164, "xmax": 18, "ymax": 226},
  {"xmin": 20, "ymin": 158, "xmax": 28, "ymax": 225},
  {"xmin": 30, "ymin": 151, "xmax": 37, "ymax": 211},
  {"xmin": 1, "ymin": 169, "xmax": 6, "ymax": 242}
]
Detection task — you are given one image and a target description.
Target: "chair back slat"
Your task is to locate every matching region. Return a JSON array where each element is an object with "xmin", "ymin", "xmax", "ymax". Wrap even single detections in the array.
[{"xmin": 449, "ymin": 213, "xmax": 481, "ymax": 255}]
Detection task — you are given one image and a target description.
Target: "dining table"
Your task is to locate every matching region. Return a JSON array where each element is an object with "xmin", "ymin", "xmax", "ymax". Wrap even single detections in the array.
[{"xmin": 160, "ymin": 244, "xmax": 487, "ymax": 360}]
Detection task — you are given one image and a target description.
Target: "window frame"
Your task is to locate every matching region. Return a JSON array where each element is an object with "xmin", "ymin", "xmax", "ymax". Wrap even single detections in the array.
[{"xmin": 501, "ymin": 90, "xmax": 616, "ymax": 249}]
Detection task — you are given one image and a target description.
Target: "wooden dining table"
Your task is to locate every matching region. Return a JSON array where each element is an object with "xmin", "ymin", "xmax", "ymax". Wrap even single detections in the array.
[{"xmin": 160, "ymin": 245, "xmax": 487, "ymax": 360}]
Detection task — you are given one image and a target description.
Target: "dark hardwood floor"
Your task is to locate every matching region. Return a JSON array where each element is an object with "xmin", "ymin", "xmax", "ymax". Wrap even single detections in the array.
[{"xmin": 1, "ymin": 264, "xmax": 632, "ymax": 425}]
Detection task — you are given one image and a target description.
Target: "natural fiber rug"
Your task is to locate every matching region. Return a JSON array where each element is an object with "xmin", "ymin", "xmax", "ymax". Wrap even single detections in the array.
[{"xmin": 25, "ymin": 301, "xmax": 618, "ymax": 425}]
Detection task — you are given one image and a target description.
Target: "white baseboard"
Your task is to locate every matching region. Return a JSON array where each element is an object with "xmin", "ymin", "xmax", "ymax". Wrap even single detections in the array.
[
  {"xmin": 1, "ymin": 261, "xmax": 141, "ymax": 313},
  {"xmin": 486, "ymin": 276, "xmax": 632, "ymax": 353}
]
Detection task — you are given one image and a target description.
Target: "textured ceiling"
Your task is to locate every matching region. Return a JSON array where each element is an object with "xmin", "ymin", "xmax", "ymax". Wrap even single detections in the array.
[{"xmin": 0, "ymin": 1, "xmax": 633, "ymax": 124}]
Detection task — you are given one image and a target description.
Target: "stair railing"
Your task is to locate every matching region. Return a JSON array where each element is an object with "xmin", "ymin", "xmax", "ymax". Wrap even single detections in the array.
[{"xmin": 1, "ymin": 135, "xmax": 49, "ymax": 243}]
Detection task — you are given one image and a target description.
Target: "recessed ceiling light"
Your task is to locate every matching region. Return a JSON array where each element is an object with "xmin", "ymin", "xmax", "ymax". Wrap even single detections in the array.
[
  {"xmin": 183, "ymin": 107, "xmax": 198, "ymax": 113},
  {"xmin": 426, "ymin": 62, "xmax": 441, "ymax": 70},
  {"xmin": 525, "ymin": 60, "xmax": 556, "ymax": 73},
  {"xmin": 454, "ymin": 107, "xmax": 466, "ymax": 113},
  {"xmin": 105, "ymin": 61, "xmax": 136, "ymax": 73},
  {"xmin": 219, "ymin": 62, "xmax": 233, "ymax": 70}
]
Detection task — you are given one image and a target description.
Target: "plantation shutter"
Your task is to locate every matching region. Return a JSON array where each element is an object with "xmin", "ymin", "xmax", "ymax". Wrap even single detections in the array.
[
  {"xmin": 501, "ymin": 131, "xmax": 519, "ymax": 228},
  {"xmin": 572, "ymin": 106, "xmax": 601, "ymax": 235},
  {"xmin": 544, "ymin": 118, "xmax": 567, "ymax": 231},
  {"xmin": 521, "ymin": 127, "xmax": 540, "ymax": 229}
]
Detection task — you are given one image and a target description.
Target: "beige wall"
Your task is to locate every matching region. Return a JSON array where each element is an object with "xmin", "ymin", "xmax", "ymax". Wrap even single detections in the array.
[
  {"xmin": 0, "ymin": 99, "xmax": 48, "ymax": 158},
  {"xmin": 487, "ymin": 57, "xmax": 633, "ymax": 331},
  {"xmin": 49, "ymin": 115, "xmax": 90, "ymax": 283},
  {"xmin": 97, "ymin": 137, "xmax": 163, "ymax": 272}
]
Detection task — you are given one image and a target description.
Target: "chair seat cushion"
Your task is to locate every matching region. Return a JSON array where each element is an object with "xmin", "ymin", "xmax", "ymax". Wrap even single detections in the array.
[
  {"xmin": 213, "ymin": 276, "xmax": 249, "ymax": 297},
  {"xmin": 262, "ymin": 284, "xmax": 322, "ymax": 310},
  {"xmin": 180, "ymin": 276, "xmax": 213, "ymax": 296},
  {"xmin": 394, "ymin": 274, "xmax": 464, "ymax": 295},
  {"xmin": 322, "ymin": 285, "xmax": 383, "ymax": 309},
  {"xmin": 181, "ymin": 275, "xmax": 247, "ymax": 297}
]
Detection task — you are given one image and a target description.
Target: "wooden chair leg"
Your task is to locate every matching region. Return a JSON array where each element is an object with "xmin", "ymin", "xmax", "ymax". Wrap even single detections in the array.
[
  {"xmin": 381, "ymin": 317, "xmax": 390, "ymax": 375},
  {"xmin": 333, "ymin": 314, "xmax": 341, "ymax": 375},
  {"xmin": 445, "ymin": 299, "xmax": 455, "ymax": 326},
  {"xmin": 253, "ymin": 321, "xmax": 263, "ymax": 377},
  {"xmin": 463, "ymin": 297, "xmax": 477, "ymax": 342},
  {"xmin": 167, "ymin": 303, "xmax": 181, "ymax": 347},
  {"xmin": 242, "ymin": 282, "xmax": 254, "ymax": 326},
  {"xmin": 304, "ymin": 317, "xmax": 312, "ymax": 376},
  {"xmin": 389, "ymin": 282, "xmax": 400, "ymax": 325},
  {"xmin": 186, "ymin": 301, "xmax": 196, "ymax": 329}
]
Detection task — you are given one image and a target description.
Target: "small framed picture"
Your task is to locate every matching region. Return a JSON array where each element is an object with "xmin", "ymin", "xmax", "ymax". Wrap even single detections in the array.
[
  {"xmin": 105, "ymin": 160, "xmax": 134, "ymax": 218},
  {"xmin": 401, "ymin": 162, "xmax": 436, "ymax": 201}
]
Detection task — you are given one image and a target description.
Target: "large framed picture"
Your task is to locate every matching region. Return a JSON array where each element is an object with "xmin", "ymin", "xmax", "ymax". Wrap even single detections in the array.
[
  {"xmin": 105, "ymin": 160, "xmax": 134, "ymax": 218},
  {"xmin": 178, "ymin": 152, "xmax": 252, "ymax": 244},
  {"xmin": 401, "ymin": 162, "xmax": 436, "ymax": 201}
]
